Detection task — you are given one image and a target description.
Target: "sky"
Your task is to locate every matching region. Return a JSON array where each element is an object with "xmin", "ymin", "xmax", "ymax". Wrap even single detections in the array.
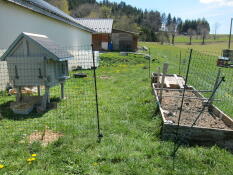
[{"xmin": 97, "ymin": 0, "xmax": 233, "ymax": 34}]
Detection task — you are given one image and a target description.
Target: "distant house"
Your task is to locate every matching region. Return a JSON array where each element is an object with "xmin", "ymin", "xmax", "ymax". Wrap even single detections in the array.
[
  {"xmin": 0, "ymin": 0, "xmax": 95, "ymax": 90},
  {"xmin": 76, "ymin": 18, "xmax": 138, "ymax": 52},
  {"xmin": 76, "ymin": 18, "xmax": 113, "ymax": 51}
]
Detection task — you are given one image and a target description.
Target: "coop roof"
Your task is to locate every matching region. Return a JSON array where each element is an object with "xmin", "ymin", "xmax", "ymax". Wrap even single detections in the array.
[
  {"xmin": 0, "ymin": 32, "xmax": 74, "ymax": 61},
  {"xmin": 6, "ymin": 0, "xmax": 94, "ymax": 33},
  {"xmin": 76, "ymin": 18, "xmax": 113, "ymax": 34}
]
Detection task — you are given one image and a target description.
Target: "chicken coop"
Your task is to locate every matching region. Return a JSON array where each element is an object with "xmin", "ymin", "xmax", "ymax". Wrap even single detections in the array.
[
  {"xmin": 0, "ymin": 32, "xmax": 74, "ymax": 114},
  {"xmin": 217, "ymin": 49, "xmax": 233, "ymax": 68}
]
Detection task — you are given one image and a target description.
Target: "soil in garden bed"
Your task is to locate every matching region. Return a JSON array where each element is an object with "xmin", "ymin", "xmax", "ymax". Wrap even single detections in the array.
[{"xmin": 161, "ymin": 91, "xmax": 233, "ymax": 130}]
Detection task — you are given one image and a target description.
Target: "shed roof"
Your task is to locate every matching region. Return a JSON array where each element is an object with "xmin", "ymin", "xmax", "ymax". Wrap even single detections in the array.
[
  {"xmin": 6, "ymin": 0, "xmax": 94, "ymax": 33},
  {"xmin": 1, "ymin": 32, "xmax": 73, "ymax": 61},
  {"xmin": 76, "ymin": 18, "xmax": 113, "ymax": 34}
]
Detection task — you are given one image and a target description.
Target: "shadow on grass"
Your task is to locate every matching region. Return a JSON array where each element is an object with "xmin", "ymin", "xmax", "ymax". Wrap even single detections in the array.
[{"xmin": 0, "ymin": 97, "xmax": 60, "ymax": 121}]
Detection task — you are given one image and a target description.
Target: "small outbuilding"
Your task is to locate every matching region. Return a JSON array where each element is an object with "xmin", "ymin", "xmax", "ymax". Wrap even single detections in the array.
[
  {"xmin": 0, "ymin": 32, "xmax": 73, "ymax": 114},
  {"xmin": 76, "ymin": 18, "xmax": 113, "ymax": 51},
  {"xmin": 76, "ymin": 18, "xmax": 139, "ymax": 52},
  {"xmin": 112, "ymin": 29, "xmax": 138, "ymax": 52}
]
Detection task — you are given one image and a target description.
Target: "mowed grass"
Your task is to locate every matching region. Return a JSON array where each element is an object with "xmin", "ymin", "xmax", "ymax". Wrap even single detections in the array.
[
  {"xmin": 0, "ymin": 53, "xmax": 233, "ymax": 174},
  {"xmin": 141, "ymin": 42, "xmax": 233, "ymax": 117},
  {"xmin": 175, "ymin": 34, "xmax": 229, "ymax": 44}
]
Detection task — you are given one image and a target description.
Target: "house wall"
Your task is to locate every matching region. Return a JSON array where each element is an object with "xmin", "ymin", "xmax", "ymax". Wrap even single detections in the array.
[
  {"xmin": 0, "ymin": 1, "xmax": 92, "ymax": 49},
  {"xmin": 0, "ymin": 1, "xmax": 93, "ymax": 90}
]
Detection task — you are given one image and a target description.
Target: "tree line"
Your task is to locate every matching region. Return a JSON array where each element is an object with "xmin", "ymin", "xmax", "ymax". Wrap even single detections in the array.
[{"xmin": 45, "ymin": 0, "xmax": 210, "ymax": 44}]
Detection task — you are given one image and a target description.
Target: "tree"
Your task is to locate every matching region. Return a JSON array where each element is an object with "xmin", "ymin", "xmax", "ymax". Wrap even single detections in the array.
[
  {"xmin": 45, "ymin": 0, "xmax": 70, "ymax": 14},
  {"xmin": 114, "ymin": 16, "xmax": 140, "ymax": 33},
  {"xmin": 166, "ymin": 13, "xmax": 172, "ymax": 27},
  {"xmin": 187, "ymin": 28, "xmax": 196, "ymax": 45},
  {"xmin": 198, "ymin": 24, "xmax": 209, "ymax": 45},
  {"xmin": 71, "ymin": 3, "xmax": 96, "ymax": 17},
  {"xmin": 167, "ymin": 17, "xmax": 178, "ymax": 45}
]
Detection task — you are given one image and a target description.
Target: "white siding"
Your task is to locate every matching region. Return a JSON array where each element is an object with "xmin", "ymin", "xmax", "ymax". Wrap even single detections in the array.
[
  {"xmin": 0, "ymin": 1, "xmax": 92, "ymax": 49},
  {"xmin": 0, "ymin": 1, "xmax": 93, "ymax": 90}
]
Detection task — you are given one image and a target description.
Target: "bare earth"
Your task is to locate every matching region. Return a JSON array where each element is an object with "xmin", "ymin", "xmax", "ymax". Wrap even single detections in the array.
[{"xmin": 161, "ymin": 91, "xmax": 233, "ymax": 130}]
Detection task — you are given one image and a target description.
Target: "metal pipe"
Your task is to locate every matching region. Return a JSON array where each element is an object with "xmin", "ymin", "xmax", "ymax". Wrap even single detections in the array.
[
  {"xmin": 228, "ymin": 18, "xmax": 233, "ymax": 49},
  {"xmin": 91, "ymin": 44, "xmax": 103, "ymax": 142},
  {"xmin": 172, "ymin": 49, "xmax": 193, "ymax": 163},
  {"xmin": 191, "ymin": 76, "xmax": 225, "ymax": 127}
]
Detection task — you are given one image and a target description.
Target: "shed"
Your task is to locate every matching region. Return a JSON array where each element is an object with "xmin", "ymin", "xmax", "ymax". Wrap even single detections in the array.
[
  {"xmin": 112, "ymin": 29, "xmax": 138, "ymax": 52},
  {"xmin": 1, "ymin": 32, "xmax": 73, "ymax": 114},
  {"xmin": 76, "ymin": 18, "xmax": 113, "ymax": 51}
]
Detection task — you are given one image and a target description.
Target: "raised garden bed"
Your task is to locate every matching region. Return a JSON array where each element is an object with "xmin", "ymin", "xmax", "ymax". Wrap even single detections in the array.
[{"xmin": 152, "ymin": 73, "xmax": 233, "ymax": 151}]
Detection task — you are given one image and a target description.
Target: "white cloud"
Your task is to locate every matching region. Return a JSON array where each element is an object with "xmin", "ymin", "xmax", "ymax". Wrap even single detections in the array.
[{"xmin": 200, "ymin": 0, "xmax": 233, "ymax": 6}]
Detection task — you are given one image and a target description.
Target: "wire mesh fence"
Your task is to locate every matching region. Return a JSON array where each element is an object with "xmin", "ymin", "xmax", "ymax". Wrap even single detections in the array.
[
  {"xmin": 152, "ymin": 45, "xmax": 233, "ymax": 118},
  {"xmin": 0, "ymin": 45, "xmax": 101, "ymax": 153},
  {"xmin": 0, "ymin": 44, "xmax": 152, "ymax": 164}
]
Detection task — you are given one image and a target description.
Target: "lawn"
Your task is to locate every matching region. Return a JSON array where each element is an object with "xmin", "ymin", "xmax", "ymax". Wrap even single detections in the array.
[
  {"xmin": 174, "ymin": 34, "xmax": 229, "ymax": 44},
  {"xmin": 0, "ymin": 52, "xmax": 233, "ymax": 174},
  {"xmin": 141, "ymin": 42, "xmax": 233, "ymax": 117}
]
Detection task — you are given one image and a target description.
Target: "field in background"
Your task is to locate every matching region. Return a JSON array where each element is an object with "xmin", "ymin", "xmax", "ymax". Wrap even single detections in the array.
[
  {"xmin": 175, "ymin": 34, "xmax": 229, "ymax": 44},
  {"xmin": 141, "ymin": 42, "xmax": 233, "ymax": 118}
]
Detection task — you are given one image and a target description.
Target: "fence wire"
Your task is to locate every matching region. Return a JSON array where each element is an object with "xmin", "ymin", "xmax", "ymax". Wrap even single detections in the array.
[
  {"xmin": 0, "ymin": 45, "xmax": 100, "ymax": 152},
  {"xmin": 152, "ymin": 45, "xmax": 233, "ymax": 118}
]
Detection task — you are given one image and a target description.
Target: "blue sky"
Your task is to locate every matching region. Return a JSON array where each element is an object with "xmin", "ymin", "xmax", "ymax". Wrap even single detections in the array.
[{"xmin": 97, "ymin": 0, "xmax": 233, "ymax": 34}]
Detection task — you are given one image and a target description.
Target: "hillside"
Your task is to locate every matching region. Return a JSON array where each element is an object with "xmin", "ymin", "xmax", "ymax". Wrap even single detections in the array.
[{"xmin": 45, "ymin": 0, "xmax": 210, "ymax": 42}]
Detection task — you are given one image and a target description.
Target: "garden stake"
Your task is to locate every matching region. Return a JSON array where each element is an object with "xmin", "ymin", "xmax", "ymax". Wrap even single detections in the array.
[
  {"xmin": 149, "ymin": 48, "xmax": 151, "ymax": 79},
  {"xmin": 91, "ymin": 44, "xmax": 103, "ymax": 143},
  {"xmin": 172, "ymin": 76, "xmax": 225, "ymax": 156},
  {"xmin": 179, "ymin": 50, "xmax": 182, "ymax": 75},
  {"xmin": 172, "ymin": 49, "xmax": 193, "ymax": 170},
  {"xmin": 159, "ymin": 63, "xmax": 169, "ymax": 103},
  {"xmin": 191, "ymin": 76, "xmax": 225, "ymax": 127}
]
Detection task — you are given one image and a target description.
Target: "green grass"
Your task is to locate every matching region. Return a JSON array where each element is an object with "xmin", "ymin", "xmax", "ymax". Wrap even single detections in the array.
[
  {"xmin": 174, "ymin": 34, "xmax": 229, "ymax": 44},
  {"xmin": 1, "ymin": 52, "xmax": 233, "ymax": 174},
  {"xmin": 141, "ymin": 42, "xmax": 233, "ymax": 117}
]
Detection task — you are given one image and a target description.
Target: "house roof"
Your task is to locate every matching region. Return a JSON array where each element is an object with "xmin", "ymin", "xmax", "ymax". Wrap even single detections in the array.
[
  {"xmin": 6, "ymin": 0, "xmax": 94, "ymax": 33},
  {"xmin": 76, "ymin": 18, "xmax": 113, "ymax": 34},
  {"xmin": 1, "ymin": 32, "xmax": 74, "ymax": 61}
]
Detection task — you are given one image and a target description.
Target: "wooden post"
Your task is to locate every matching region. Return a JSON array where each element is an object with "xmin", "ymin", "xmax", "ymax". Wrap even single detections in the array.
[
  {"xmin": 159, "ymin": 63, "xmax": 169, "ymax": 103},
  {"xmin": 61, "ymin": 82, "xmax": 64, "ymax": 99},
  {"xmin": 157, "ymin": 67, "xmax": 161, "ymax": 94},
  {"xmin": 16, "ymin": 87, "xmax": 22, "ymax": 103},
  {"xmin": 45, "ymin": 86, "xmax": 50, "ymax": 104},
  {"xmin": 37, "ymin": 86, "xmax": 41, "ymax": 96}
]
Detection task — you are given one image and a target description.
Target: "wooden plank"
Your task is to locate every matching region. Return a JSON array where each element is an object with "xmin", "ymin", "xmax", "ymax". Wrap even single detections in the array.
[
  {"xmin": 159, "ymin": 63, "xmax": 169, "ymax": 102},
  {"xmin": 174, "ymin": 74, "xmax": 184, "ymax": 88}
]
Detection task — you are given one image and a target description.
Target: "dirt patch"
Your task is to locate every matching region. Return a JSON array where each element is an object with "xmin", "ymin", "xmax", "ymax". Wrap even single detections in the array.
[
  {"xmin": 28, "ymin": 129, "xmax": 63, "ymax": 146},
  {"xmin": 161, "ymin": 91, "xmax": 233, "ymax": 130},
  {"xmin": 99, "ymin": 76, "xmax": 112, "ymax": 80}
]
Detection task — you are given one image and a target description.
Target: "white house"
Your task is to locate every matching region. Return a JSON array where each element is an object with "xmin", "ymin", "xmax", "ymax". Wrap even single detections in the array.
[{"xmin": 0, "ymin": 0, "xmax": 96, "ymax": 90}]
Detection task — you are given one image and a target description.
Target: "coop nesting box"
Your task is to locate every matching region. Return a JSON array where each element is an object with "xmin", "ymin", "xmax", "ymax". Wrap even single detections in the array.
[
  {"xmin": 1, "ymin": 32, "xmax": 73, "ymax": 87},
  {"xmin": 0, "ymin": 32, "xmax": 74, "ymax": 114},
  {"xmin": 223, "ymin": 49, "xmax": 233, "ymax": 59}
]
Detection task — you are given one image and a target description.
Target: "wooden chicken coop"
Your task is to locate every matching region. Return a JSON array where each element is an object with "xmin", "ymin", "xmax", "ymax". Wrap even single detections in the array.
[
  {"xmin": 217, "ymin": 49, "xmax": 233, "ymax": 68},
  {"xmin": 0, "ymin": 32, "xmax": 74, "ymax": 114}
]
